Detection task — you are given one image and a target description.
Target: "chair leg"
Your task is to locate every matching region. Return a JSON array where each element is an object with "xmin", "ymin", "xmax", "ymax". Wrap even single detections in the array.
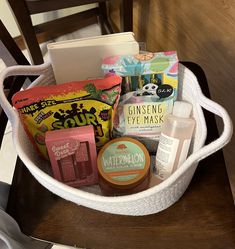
[
  {"xmin": 98, "ymin": 2, "xmax": 114, "ymax": 34},
  {"xmin": 120, "ymin": 0, "xmax": 133, "ymax": 32},
  {"xmin": 7, "ymin": 0, "xmax": 44, "ymax": 64},
  {"xmin": 0, "ymin": 20, "xmax": 29, "ymax": 66}
]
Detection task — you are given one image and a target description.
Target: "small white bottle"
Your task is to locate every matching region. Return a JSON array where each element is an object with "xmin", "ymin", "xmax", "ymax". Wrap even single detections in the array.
[{"xmin": 155, "ymin": 101, "xmax": 195, "ymax": 181}]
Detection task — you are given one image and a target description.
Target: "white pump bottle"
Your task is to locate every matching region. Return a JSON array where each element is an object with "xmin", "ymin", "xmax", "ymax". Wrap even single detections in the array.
[{"xmin": 155, "ymin": 101, "xmax": 195, "ymax": 180}]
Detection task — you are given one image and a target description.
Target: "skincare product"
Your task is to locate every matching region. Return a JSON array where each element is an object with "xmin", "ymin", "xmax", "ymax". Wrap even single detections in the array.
[
  {"xmin": 97, "ymin": 137, "xmax": 150, "ymax": 195},
  {"xmin": 102, "ymin": 51, "xmax": 178, "ymax": 98},
  {"xmin": 45, "ymin": 125, "xmax": 98, "ymax": 187},
  {"xmin": 102, "ymin": 51, "xmax": 178, "ymax": 152},
  {"xmin": 155, "ymin": 101, "xmax": 195, "ymax": 180}
]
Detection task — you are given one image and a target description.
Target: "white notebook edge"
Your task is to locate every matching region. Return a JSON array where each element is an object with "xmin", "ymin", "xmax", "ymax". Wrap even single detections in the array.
[{"xmin": 47, "ymin": 32, "xmax": 136, "ymax": 49}]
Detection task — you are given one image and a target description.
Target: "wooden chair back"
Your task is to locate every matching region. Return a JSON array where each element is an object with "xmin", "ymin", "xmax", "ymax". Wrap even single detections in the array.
[
  {"xmin": 0, "ymin": 20, "xmax": 30, "ymax": 146},
  {"xmin": 7, "ymin": 0, "xmax": 133, "ymax": 65}
]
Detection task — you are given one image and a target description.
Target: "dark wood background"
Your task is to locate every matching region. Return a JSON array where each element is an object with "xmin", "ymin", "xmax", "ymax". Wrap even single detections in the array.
[{"xmin": 109, "ymin": 0, "xmax": 235, "ymax": 200}]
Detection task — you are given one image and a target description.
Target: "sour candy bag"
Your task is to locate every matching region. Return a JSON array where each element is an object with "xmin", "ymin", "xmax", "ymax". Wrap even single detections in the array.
[{"xmin": 12, "ymin": 75, "xmax": 122, "ymax": 159}]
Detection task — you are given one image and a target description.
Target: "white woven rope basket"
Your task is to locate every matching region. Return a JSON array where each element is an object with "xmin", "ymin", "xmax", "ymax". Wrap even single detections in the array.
[{"xmin": 0, "ymin": 62, "xmax": 233, "ymax": 216}]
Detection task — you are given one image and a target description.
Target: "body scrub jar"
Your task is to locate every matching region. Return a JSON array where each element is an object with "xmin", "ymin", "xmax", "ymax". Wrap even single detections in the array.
[{"xmin": 97, "ymin": 137, "xmax": 150, "ymax": 196}]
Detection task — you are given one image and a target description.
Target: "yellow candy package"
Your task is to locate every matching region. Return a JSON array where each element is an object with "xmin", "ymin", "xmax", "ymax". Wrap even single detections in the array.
[{"xmin": 12, "ymin": 75, "xmax": 122, "ymax": 159}]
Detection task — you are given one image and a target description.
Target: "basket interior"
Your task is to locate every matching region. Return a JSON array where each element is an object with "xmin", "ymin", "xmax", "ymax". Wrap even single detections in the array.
[{"xmin": 15, "ymin": 64, "xmax": 207, "ymax": 196}]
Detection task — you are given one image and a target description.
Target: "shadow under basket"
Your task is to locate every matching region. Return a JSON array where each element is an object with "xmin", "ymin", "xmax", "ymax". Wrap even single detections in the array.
[{"xmin": 0, "ymin": 62, "xmax": 233, "ymax": 216}]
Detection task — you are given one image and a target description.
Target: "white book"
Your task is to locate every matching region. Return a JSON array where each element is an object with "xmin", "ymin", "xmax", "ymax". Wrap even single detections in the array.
[{"xmin": 48, "ymin": 32, "xmax": 139, "ymax": 84}]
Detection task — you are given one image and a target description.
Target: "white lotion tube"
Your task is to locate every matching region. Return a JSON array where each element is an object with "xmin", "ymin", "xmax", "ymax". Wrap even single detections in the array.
[{"xmin": 155, "ymin": 101, "xmax": 195, "ymax": 180}]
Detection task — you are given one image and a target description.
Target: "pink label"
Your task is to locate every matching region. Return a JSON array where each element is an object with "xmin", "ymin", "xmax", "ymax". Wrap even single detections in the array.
[{"xmin": 52, "ymin": 140, "xmax": 80, "ymax": 160}]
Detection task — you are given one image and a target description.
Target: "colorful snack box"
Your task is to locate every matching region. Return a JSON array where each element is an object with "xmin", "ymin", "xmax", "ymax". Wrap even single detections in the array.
[{"xmin": 12, "ymin": 75, "xmax": 122, "ymax": 159}]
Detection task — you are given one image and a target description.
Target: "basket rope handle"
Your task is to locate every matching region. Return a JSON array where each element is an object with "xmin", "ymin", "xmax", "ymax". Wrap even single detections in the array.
[
  {"xmin": 0, "ymin": 63, "xmax": 233, "ymax": 164},
  {"xmin": 186, "ymin": 82, "xmax": 233, "ymax": 164},
  {"xmin": 0, "ymin": 62, "xmax": 51, "ymax": 124}
]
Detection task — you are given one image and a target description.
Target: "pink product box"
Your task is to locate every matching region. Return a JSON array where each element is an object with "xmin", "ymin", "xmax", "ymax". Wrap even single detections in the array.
[{"xmin": 45, "ymin": 125, "xmax": 98, "ymax": 188}]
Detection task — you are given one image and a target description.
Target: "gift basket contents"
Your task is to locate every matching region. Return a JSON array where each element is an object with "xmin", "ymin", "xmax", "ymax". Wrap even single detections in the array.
[
  {"xmin": 11, "ymin": 39, "xmax": 195, "ymax": 196},
  {"xmin": 2, "ymin": 32, "xmax": 231, "ymax": 215}
]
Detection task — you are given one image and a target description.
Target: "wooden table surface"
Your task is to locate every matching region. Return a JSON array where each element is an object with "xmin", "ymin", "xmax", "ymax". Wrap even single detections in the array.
[{"xmin": 6, "ymin": 63, "xmax": 235, "ymax": 249}]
